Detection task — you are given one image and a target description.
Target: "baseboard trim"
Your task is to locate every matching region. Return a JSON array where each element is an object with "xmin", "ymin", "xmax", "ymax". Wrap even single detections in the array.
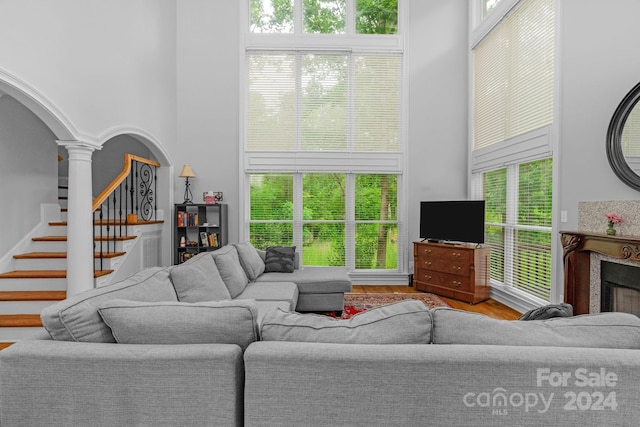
[{"xmin": 490, "ymin": 284, "xmax": 547, "ymax": 314}]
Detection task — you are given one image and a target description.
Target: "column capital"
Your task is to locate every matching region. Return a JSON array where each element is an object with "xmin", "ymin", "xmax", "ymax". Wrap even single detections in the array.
[{"xmin": 57, "ymin": 139, "xmax": 102, "ymax": 152}]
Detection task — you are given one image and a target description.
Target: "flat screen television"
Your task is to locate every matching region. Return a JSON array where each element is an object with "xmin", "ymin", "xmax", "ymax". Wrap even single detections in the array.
[{"xmin": 419, "ymin": 200, "xmax": 486, "ymax": 244}]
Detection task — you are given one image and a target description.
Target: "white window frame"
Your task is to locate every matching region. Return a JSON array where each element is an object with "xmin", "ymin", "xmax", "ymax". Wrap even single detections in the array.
[
  {"xmin": 240, "ymin": 0, "xmax": 408, "ymax": 283},
  {"xmin": 469, "ymin": 0, "xmax": 562, "ymax": 312}
]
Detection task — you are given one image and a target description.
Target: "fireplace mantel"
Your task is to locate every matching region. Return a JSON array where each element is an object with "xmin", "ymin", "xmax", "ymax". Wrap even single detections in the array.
[{"xmin": 561, "ymin": 231, "xmax": 640, "ymax": 314}]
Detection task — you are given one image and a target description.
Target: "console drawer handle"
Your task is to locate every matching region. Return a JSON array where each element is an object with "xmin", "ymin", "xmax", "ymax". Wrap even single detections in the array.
[
  {"xmin": 424, "ymin": 261, "xmax": 432, "ymax": 267},
  {"xmin": 452, "ymin": 281, "xmax": 461, "ymax": 287},
  {"xmin": 452, "ymin": 266, "xmax": 461, "ymax": 271}
]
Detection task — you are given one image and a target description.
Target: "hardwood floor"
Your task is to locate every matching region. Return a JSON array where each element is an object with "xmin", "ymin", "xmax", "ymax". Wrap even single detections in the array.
[{"xmin": 351, "ymin": 285, "xmax": 522, "ymax": 320}]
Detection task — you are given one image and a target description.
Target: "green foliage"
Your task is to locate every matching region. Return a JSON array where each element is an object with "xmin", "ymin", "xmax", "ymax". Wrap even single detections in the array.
[
  {"xmin": 304, "ymin": 0, "xmax": 346, "ymax": 34},
  {"xmin": 518, "ymin": 158, "xmax": 552, "ymax": 227},
  {"xmin": 249, "ymin": 173, "xmax": 398, "ymax": 269},
  {"xmin": 251, "ymin": 0, "xmax": 294, "ymax": 32},
  {"xmin": 356, "ymin": 0, "xmax": 398, "ymax": 34},
  {"xmin": 250, "ymin": 0, "xmax": 398, "ymax": 35}
]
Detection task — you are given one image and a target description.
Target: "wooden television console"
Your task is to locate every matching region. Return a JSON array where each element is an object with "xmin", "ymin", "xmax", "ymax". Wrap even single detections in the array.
[{"xmin": 413, "ymin": 241, "xmax": 490, "ymax": 304}]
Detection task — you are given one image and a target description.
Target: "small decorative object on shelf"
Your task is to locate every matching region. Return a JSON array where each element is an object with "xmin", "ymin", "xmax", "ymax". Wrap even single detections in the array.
[
  {"xmin": 203, "ymin": 191, "xmax": 223, "ymax": 204},
  {"xmin": 605, "ymin": 212, "xmax": 622, "ymax": 236}
]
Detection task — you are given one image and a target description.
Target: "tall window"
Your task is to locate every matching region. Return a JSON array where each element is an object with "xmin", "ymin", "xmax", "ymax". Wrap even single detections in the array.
[
  {"xmin": 244, "ymin": 0, "xmax": 403, "ymax": 272},
  {"xmin": 472, "ymin": 0, "xmax": 555, "ymax": 302}
]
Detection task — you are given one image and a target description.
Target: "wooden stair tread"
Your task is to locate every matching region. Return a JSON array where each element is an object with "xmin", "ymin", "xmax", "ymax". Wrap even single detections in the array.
[
  {"xmin": 14, "ymin": 251, "xmax": 126, "ymax": 259},
  {"xmin": 0, "ymin": 342, "xmax": 14, "ymax": 350},
  {"xmin": 0, "ymin": 270, "xmax": 113, "ymax": 279},
  {"xmin": 0, "ymin": 314, "xmax": 42, "ymax": 327},
  {"xmin": 33, "ymin": 235, "xmax": 137, "ymax": 242},
  {"xmin": 14, "ymin": 252, "xmax": 67, "ymax": 259},
  {"xmin": 49, "ymin": 220, "xmax": 164, "ymax": 226},
  {"xmin": 0, "ymin": 291, "xmax": 66, "ymax": 301}
]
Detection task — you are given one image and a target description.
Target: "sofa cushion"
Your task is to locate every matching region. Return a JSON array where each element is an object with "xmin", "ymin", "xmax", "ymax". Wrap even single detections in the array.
[
  {"xmin": 233, "ymin": 242, "xmax": 265, "ymax": 281},
  {"xmin": 432, "ymin": 308, "xmax": 640, "ymax": 349},
  {"xmin": 40, "ymin": 267, "xmax": 177, "ymax": 343},
  {"xmin": 255, "ymin": 266, "xmax": 352, "ymax": 294},
  {"xmin": 264, "ymin": 246, "xmax": 296, "ymax": 273},
  {"xmin": 97, "ymin": 299, "xmax": 259, "ymax": 351},
  {"xmin": 212, "ymin": 246, "xmax": 249, "ymax": 298},
  {"xmin": 258, "ymin": 249, "xmax": 300, "ymax": 270},
  {"xmin": 260, "ymin": 300, "xmax": 432, "ymax": 344},
  {"xmin": 170, "ymin": 252, "xmax": 231, "ymax": 302},
  {"xmin": 235, "ymin": 281, "xmax": 298, "ymax": 310}
]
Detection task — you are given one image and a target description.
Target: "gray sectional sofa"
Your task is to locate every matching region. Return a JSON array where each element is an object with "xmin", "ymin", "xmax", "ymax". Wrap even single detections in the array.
[{"xmin": 2, "ymin": 243, "xmax": 640, "ymax": 426}]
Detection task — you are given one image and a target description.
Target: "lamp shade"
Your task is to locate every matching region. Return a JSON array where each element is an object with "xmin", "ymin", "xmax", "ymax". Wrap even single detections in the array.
[{"xmin": 179, "ymin": 164, "xmax": 196, "ymax": 178}]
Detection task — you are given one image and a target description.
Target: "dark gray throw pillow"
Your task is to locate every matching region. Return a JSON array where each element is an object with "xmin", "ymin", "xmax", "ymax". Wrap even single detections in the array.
[
  {"xmin": 518, "ymin": 303, "xmax": 573, "ymax": 321},
  {"xmin": 264, "ymin": 246, "xmax": 296, "ymax": 273}
]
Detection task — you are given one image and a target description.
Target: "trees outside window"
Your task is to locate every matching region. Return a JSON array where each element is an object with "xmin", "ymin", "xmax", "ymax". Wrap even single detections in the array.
[
  {"xmin": 249, "ymin": 173, "xmax": 398, "ymax": 270},
  {"xmin": 250, "ymin": 0, "xmax": 397, "ymax": 34}
]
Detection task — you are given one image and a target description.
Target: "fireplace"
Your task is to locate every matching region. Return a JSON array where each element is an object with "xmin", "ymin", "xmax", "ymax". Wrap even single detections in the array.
[
  {"xmin": 600, "ymin": 261, "xmax": 640, "ymax": 314},
  {"xmin": 561, "ymin": 231, "xmax": 640, "ymax": 314}
]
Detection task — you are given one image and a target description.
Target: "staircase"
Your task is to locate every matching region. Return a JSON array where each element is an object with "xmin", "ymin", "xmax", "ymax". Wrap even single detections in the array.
[{"xmin": 0, "ymin": 155, "xmax": 162, "ymax": 349}]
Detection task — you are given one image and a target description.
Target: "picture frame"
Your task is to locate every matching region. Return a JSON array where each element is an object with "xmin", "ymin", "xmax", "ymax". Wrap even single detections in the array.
[
  {"xmin": 200, "ymin": 231, "xmax": 209, "ymax": 247},
  {"xmin": 203, "ymin": 191, "xmax": 224, "ymax": 204}
]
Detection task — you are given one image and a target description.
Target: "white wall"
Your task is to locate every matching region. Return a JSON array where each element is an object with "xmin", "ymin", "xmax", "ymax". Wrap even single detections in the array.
[
  {"xmin": 556, "ymin": 0, "xmax": 640, "ymax": 294},
  {"xmin": 406, "ymin": 1, "xmax": 470, "ymax": 265},
  {"xmin": 176, "ymin": 0, "xmax": 240, "ymax": 244},
  {"xmin": 0, "ymin": 95, "xmax": 58, "ymax": 254},
  {"xmin": 0, "ymin": 0, "xmax": 177, "ymax": 148}
]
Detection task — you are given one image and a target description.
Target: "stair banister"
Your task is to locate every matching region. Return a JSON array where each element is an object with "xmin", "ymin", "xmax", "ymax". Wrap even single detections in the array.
[
  {"xmin": 92, "ymin": 154, "xmax": 160, "ymax": 273},
  {"xmin": 92, "ymin": 154, "xmax": 160, "ymax": 212}
]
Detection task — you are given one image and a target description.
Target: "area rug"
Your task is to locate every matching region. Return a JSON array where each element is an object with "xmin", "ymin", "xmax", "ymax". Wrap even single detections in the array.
[{"xmin": 328, "ymin": 292, "xmax": 451, "ymax": 319}]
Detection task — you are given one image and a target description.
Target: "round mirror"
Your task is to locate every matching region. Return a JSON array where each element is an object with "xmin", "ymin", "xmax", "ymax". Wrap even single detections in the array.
[{"xmin": 607, "ymin": 81, "xmax": 640, "ymax": 191}]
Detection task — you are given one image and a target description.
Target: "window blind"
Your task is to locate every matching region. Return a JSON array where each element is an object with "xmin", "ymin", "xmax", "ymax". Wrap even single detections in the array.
[
  {"xmin": 247, "ymin": 51, "xmax": 401, "ymax": 153},
  {"xmin": 473, "ymin": 0, "xmax": 555, "ymax": 150},
  {"xmin": 480, "ymin": 158, "xmax": 552, "ymax": 301}
]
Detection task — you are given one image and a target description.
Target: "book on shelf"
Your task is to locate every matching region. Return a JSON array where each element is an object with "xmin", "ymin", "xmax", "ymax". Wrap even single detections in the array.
[
  {"xmin": 178, "ymin": 212, "xmax": 200, "ymax": 227},
  {"xmin": 200, "ymin": 231, "xmax": 209, "ymax": 247}
]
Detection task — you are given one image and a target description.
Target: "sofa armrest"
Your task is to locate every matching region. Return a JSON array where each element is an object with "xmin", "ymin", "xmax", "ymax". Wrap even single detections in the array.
[
  {"xmin": 1, "ymin": 340, "xmax": 244, "ymax": 427},
  {"xmin": 244, "ymin": 341, "xmax": 640, "ymax": 427}
]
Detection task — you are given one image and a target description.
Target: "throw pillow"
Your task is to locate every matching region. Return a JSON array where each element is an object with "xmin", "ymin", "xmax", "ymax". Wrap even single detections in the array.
[
  {"xmin": 431, "ymin": 308, "xmax": 640, "ymax": 349},
  {"xmin": 233, "ymin": 242, "xmax": 266, "ymax": 281},
  {"xmin": 97, "ymin": 299, "xmax": 260, "ymax": 351},
  {"xmin": 170, "ymin": 252, "xmax": 231, "ymax": 302},
  {"xmin": 264, "ymin": 246, "xmax": 296, "ymax": 273},
  {"xmin": 518, "ymin": 303, "xmax": 573, "ymax": 321},
  {"xmin": 212, "ymin": 246, "xmax": 249, "ymax": 298},
  {"xmin": 260, "ymin": 300, "xmax": 432, "ymax": 344},
  {"xmin": 40, "ymin": 267, "xmax": 178, "ymax": 343}
]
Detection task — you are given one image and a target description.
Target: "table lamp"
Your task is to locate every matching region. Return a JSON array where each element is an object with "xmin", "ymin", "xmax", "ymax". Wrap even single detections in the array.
[{"xmin": 179, "ymin": 164, "xmax": 196, "ymax": 204}]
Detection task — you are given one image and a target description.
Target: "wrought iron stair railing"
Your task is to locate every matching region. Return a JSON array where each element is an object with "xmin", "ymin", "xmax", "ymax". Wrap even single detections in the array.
[{"xmin": 92, "ymin": 154, "xmax": 160, "ymax": 271}]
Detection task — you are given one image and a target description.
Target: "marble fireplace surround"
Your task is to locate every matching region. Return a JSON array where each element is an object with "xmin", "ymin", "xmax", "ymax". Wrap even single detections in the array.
[
  {"xmin": 561, "ymin": 200, "xmax": 640, "ymax": 315},
  {"xmin": 561, "ymin": 232, "xmax": 640, "ymax": 314}
]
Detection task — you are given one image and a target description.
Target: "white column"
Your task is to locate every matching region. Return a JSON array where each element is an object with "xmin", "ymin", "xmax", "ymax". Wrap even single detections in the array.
[{"xmin": 58, "ymin": 140, "xmax": 101, "ymax": 296}]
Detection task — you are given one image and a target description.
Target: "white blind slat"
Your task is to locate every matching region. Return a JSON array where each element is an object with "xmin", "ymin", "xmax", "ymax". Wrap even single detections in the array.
[{"xmin": 473, "ymin": 0, "xmax": 555, "ymax": 150}]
